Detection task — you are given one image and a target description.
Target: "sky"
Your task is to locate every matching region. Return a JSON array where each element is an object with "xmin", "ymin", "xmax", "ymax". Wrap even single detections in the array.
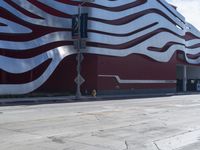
[{"xmin": 166, "ymin": 0, "xmax": 200, "ymax": 30}]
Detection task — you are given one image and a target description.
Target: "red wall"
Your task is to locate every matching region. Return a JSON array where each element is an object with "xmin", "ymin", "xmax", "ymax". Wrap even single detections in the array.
[
  {"xmin": 25, "ymin": 52, "xmax": 177, "ymax": 94},
  {"xmin": 36, "ymin": 55, "xmax": 77, "ymax": 93},
  {"xmin": 97, "ymin": 53, "xmax": 177, "ymax": 90},
  {"xmin": 36, "ymin": 54, "xmax": 98, "ymax": 94}
]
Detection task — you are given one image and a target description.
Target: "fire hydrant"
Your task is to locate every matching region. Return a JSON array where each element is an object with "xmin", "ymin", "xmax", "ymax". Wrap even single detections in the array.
[{"xmin": 91, "ymin": 89, "xmax": 97, "ymax": 97}]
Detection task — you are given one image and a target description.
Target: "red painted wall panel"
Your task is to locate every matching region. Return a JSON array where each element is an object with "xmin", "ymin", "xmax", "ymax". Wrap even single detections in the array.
[
  {"xmin": 97, "ymin": 53, "xmax": 177, "ymax": 90},
  {"xmin": 36, "ymin": 54, "xmax": 98, "ymax": 94},
  {"xmin": 36, "ymin": 55, "xmax": 77, "ymax": 93}
]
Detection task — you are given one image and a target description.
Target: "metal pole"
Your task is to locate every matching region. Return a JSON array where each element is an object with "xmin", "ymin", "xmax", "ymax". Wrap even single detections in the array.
[
  {"xmin": 76, "ymin": 4, "xmax": 82, "ymax": 99},
  {"xmin": 183, "ymin": 65, "xmax": 187, "ymax": 92},
  {"xmin": 75, "ymin": 0, "xmax": 94, "ymax": 99}
]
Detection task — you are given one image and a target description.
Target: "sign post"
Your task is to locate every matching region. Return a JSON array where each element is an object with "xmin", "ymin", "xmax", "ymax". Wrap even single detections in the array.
[{"xmin": 72, "ymin": 1, "xmax": 92, "ymax": 99}]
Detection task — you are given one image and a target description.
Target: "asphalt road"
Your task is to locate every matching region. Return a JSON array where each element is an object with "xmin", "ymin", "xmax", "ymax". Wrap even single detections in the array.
[{"xmin": 1, "ymin": 95, "xmax": 200, "ymax": 150}]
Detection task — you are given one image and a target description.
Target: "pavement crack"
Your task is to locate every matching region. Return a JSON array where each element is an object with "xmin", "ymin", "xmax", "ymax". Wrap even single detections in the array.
[
  {"xmin": 95, "ymin": 115, "xmax": 101, "ymax": 121},
  {"xmin": 48, "ymin": 136, "xmax": 65, "ymax": 144},
  {"xmin": 124, "ymin": 140, "xmax": 129, "ymax": 150},
  {"xmin": 153, "ymin": 142, "xmax": 161, "ymax": 150}
]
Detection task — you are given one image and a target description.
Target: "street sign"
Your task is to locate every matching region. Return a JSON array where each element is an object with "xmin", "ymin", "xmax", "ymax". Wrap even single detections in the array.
[
  {"xmin": 72, "ymin": 13, "xmax": 88, "ymax": 39},
  {"xmin": 72, "ymin": 15, "xmax": 79, "ymax": 38},
  {"xmin": 80, "ymin": 13, "xmax": 88, "ymax": 38},
  {"xmin": 74, "ymin": 74, "xmax": 85, "ymax": 85}
]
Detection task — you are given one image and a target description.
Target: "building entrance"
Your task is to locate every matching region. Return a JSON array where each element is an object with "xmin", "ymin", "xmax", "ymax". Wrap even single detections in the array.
[{"xmin": 176, "ymin": 65, "xmax": 200, "ymax": 92}]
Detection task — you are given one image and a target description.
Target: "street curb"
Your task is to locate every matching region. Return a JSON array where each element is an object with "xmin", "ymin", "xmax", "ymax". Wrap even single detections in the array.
[
  {"xmin": 1, "ymin": 92, "xmax": 200, "ymax": 106},
  {"xmin": 0, "ymin": 93, "xmax": 173, "ymax": 106}
]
